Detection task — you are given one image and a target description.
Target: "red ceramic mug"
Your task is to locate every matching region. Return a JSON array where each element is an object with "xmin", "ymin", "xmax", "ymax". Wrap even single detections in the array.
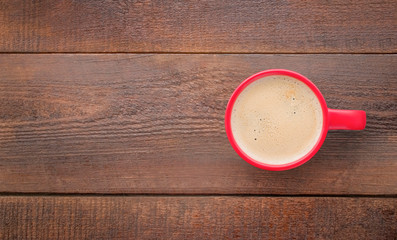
[{"xmin": 225, "ymin": 69, "xmax": 366, "ymax": 171}]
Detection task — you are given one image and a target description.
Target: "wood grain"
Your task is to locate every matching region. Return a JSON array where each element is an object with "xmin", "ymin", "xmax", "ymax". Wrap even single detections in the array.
[
  {"xmin": 0, "ymin": 196, "xmax": 396, "ymax": 239},
  {"xmin": 0, "ymin": 54, "xmax": 396, "ymax": 195},
  {"xmin": 0, "ymin": 0, "xmax": 396, "ymax": 53}
]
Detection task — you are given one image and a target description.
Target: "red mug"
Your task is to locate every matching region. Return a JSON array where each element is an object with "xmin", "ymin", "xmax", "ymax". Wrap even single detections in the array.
[{"xmin": 225, "ymin": 69, "xmax": 366, "ymax": 171}]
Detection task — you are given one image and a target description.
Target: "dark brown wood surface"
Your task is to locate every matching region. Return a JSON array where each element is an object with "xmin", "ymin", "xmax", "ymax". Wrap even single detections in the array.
[
  {"xmin": 0, "ymin": 54, "xmax": 396, "ymax": 195},
  {"xmin": 1, "ymin": 196, "xmax": 396, "ymax": 239},
  {"xmin": 0, "ymin": 0, "xmax": 396, "ymax": 53},
  {"xmin": 1, "ymin": 0, "xmax": 397, "ymax": 238}
]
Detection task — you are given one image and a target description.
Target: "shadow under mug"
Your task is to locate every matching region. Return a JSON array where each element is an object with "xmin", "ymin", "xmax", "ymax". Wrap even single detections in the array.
[{"xmin": 225, "ymin": 69, "xmax": 366, "ymax": 171}]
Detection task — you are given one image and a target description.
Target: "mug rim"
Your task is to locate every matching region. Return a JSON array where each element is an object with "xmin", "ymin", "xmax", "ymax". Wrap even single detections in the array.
[{"xmin": 224, "ymin": 69, "xmax": 329, "ymax": 171}]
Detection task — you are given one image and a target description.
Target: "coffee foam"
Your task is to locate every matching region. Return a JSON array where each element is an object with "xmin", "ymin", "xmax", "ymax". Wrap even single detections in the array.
[{"xmin": 231, "ymin": 75, "xmax": 323, "ymax": 165}]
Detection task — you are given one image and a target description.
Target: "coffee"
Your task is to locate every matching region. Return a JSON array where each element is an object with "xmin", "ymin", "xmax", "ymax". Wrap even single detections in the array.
[{"xmin": 231, "ymin": 75, "xmax": 323, "ymax": 165}]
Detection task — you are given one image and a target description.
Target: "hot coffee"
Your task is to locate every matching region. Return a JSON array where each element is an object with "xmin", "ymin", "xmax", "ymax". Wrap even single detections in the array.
[{"xmin": 231, "ymin": 75, "xmax": 323, "ymax": 165}]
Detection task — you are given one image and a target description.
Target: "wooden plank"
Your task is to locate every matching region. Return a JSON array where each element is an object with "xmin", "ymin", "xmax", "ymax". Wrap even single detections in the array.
[
  {"xmin": 0, "ymin": 54, "xmax": 396, "ymax": 195},
  {"xmin": 0, "ymin": 196, "xmax": 396, "ymax": 239},
  {"xmin": 0, "ymin": 1, "xmax": 396, "ymax": 53}
]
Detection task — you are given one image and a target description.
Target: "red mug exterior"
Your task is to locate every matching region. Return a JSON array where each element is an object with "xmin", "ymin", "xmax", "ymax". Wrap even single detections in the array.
[{"xmin": 225, "ymin": 69, "xmax": 366, "ymax": 171}]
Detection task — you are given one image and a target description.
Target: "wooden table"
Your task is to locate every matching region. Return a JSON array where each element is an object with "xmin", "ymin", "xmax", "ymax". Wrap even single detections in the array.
[{"xmin": 0, "ymin": 1, "xmax": 396, "ymax": 239}]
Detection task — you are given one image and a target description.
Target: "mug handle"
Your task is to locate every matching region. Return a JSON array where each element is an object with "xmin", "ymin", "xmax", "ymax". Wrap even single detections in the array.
[{"xmin": 328, "ymin": 109, "xmax": 366, "ymax": 130}]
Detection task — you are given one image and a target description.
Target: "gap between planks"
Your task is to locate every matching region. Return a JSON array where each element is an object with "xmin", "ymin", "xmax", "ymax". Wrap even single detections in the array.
[{"xmin": 0, "ymin": 192, "xmax": 396, "ymax": 198}]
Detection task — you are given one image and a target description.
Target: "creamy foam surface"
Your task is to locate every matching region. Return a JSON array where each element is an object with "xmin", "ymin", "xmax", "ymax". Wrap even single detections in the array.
[{"xmin": 231, "ymin": 75, "xmax": 323, "ymax": 165}]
